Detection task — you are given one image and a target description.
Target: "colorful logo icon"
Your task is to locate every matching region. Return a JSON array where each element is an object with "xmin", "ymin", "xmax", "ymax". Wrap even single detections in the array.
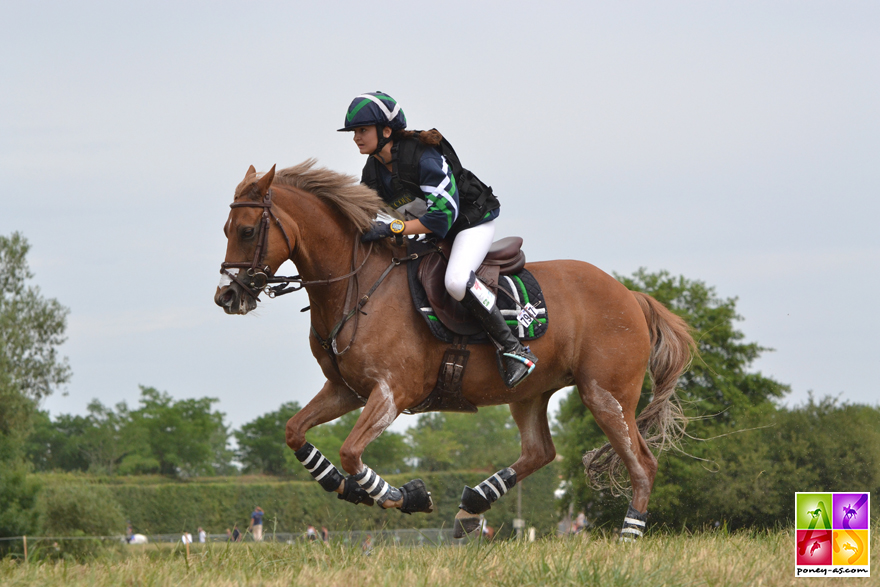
[{"xmin": 796, "ymin": 492, "xmax": 870, "ymax": 578}]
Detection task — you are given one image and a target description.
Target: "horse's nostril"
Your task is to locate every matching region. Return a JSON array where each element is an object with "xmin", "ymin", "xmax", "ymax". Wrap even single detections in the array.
[{"xmin": 216, "ymin": 289, "xmax": 235, "ymax": 308}]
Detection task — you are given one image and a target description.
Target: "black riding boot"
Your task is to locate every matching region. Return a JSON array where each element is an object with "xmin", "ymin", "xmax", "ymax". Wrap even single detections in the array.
[{"xmin": 460, "ymin": 272, "xmax": 537, "ymax": 388}]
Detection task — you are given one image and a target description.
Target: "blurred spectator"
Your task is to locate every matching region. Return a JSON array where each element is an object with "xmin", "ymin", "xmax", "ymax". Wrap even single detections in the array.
[
  {"xmin": 574, "ymin": 511, "xmax": 588, "ymax": 533},
  {"xmin": 227, "ymin": 525, "xmax": 242, "ymax": 542},
  {"xmin": 248, "ymin": 506, "xmax": 264, "ymax": 542},
  {"xmin": 362, "ymin": 534, "xmax": 373, "ymax": 557}
]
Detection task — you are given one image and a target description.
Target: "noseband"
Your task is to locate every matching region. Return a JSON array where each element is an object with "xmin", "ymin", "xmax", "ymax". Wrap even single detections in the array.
[{"xmin": 219, "ymin": 188, "xmax": 374, "ymax": 301}]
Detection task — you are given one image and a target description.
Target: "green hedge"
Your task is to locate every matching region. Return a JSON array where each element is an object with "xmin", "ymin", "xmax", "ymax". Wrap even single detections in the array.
[
  {"xmin": 36, "ymin": 467, "xmax": 560, "ymax": 538},
  {"xmin": 38, "ymin": 484, "xmax": 126, "ymax": 558}
]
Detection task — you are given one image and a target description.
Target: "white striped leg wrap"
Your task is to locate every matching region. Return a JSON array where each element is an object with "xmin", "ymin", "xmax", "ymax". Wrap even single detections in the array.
[
  {"xmin": 619, "ymin": 503, "xmax": 647, "ymax": 541},
  {"xmin": 460, "ymin": 468, "xmax": 517, "ymax": 515},
  {"xmin": 293, "ymin": 443, "xmax": 344, "ymax": 492},
  {"xmin": 352, "ymin": 466, "xmax": 402, "ymax": 505},
  {"xmin": 473, "ymin": 468, "xmax": 516, "ymax": 504}
]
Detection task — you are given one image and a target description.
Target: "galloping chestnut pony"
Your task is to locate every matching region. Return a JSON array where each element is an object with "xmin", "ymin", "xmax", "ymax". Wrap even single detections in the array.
[{"xmin": 215, "ymin": 161, "xmax": 695, "ymax": 539}]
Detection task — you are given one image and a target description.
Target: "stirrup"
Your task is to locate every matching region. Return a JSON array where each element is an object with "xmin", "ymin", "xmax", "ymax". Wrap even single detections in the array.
[
  {"xmin": 502, "ymin": 350, "xmax": 536, "ymax": 374},
  {"xmin": 498, "ymin": 346, "xmax": 537, "ymax": 388}
]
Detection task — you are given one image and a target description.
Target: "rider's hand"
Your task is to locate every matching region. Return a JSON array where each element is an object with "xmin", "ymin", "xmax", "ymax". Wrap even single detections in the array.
[{"xmin": 361, "ymin": 222, "xmax": 394, "ymax": 242}]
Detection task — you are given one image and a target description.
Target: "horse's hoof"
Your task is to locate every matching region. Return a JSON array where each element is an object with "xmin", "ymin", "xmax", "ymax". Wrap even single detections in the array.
[
  {"xmin": 453, "ymin": 510, "xmax": 481, "ymax": 539},
  {"xmin": 399, "ymin": 479, "xmax": 434, "ymax": 514}
]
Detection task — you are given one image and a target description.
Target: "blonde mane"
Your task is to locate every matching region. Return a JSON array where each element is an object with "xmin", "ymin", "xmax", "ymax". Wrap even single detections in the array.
[{"xmin": 262, "ymin": 159, "xmax": 384, "ymax": 232}]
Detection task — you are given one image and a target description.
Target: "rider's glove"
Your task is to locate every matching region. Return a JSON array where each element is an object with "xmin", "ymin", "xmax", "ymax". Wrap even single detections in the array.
[
  {"xmin": 361, "ymin": 222, "xmax": 393, "ymax": 242},
  {"xmin": 361, "ymin": 219, "xmax": 405, "ymax": 243}
]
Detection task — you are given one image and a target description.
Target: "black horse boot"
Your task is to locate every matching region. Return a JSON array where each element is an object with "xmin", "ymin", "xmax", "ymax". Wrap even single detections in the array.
[{"xmin": 460, "ymin": 272, "xmax": 537, "ymax": 388}]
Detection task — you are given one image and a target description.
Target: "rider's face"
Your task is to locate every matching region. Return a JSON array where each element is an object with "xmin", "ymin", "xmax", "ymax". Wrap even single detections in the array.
[{"xmin": 353, "ymin": 126, "xmax": 379, "ymax": 154}]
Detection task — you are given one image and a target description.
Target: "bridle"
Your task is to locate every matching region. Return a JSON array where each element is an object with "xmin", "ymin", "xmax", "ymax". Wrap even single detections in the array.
[
  {"xmin": 219, "ymin": 183, "xmax": 430, "ymax": 405},
  {"xmin": 219, "ymin": 188, "xmax": 373, "ymax": 302}
]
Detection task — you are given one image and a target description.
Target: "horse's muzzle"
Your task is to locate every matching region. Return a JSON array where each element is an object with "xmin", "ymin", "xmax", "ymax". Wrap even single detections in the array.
[{"xmin": 214, "ymin": 282, "xmax": 257, "ymax": 315}]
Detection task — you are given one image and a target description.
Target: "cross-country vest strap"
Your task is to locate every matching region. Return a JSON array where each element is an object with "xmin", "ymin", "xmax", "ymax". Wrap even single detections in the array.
[
  {"xmin": 360, "ymin": 137, "xmax": 426, "ymax": 203},
  {"xmin": 392, "ymin": 136, "xmax": 426, "ymax": 201}
]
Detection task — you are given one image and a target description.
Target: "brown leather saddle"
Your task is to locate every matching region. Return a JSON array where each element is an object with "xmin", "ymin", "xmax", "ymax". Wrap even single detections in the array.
[{"xmin": 418, "ymin": 236, "xmax": 526, "ymax": 336}]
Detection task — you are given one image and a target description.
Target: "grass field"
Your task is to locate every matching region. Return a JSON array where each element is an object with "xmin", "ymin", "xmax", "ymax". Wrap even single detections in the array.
[{"xmin": 1, "ymin": 529, "xmax": 876, "ymax": 587}]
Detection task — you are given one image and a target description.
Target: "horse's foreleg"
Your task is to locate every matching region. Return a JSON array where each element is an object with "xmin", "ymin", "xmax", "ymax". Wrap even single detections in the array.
[
  {"xmin": 285, "ymin": 380, "xmax": 374, "ymax": 505},
  {"xmin": 339, "ymin": 382, "xmax": 434, "ymax": 514},
  {"xmin": 454, "ymin": 393, "xmax": 556, "ymax": 537}
]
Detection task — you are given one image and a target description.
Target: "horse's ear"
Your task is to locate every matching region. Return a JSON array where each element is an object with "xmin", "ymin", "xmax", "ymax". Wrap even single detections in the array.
[
  {"xmin": 243, "ymin": 165, "xmax": 257, "ymax": 184},
  {"xmin": 257, "ymin": 164, "xmax": 276, "ymax": 195}
]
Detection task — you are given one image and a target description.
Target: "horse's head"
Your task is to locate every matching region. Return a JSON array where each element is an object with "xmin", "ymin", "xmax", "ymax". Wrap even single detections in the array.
[{"xmin": 215, "ymin": 164, "xmax": 293, "ymax": 315}]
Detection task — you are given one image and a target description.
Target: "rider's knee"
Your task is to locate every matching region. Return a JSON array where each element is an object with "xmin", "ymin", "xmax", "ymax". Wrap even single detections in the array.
[{"xmin": 444, "ymin": 271, "xmax": 468, "ymax": 302}]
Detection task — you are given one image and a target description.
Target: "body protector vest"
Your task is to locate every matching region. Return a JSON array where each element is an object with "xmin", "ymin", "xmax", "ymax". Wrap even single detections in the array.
[{"xmin": 361, "ymin": 130, "xmax": 500, "ymax": 235}]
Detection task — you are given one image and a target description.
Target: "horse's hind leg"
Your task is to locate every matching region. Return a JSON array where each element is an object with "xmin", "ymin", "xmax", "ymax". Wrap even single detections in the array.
[
  {"xmin": 286, "ymin": 380, "xmax": 375, "ymax": 506},
  {"xmin": 578, "ymin": 377, "xmax": 657, "ymax": 540},
  {"xmin": 454, "ymin": 392, "xmax": 556, "ymax": 537}
]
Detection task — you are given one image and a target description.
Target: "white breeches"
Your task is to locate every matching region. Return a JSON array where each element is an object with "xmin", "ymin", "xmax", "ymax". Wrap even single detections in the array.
[{"xmin": 444, "ymin": 220, "xmax": 496, "ymax": 301}]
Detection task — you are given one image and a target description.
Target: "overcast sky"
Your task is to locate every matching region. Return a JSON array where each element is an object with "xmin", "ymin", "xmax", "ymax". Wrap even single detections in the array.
[{"xmin": 2, "ymin": 1, "xmax": 877, "ymax": 436}]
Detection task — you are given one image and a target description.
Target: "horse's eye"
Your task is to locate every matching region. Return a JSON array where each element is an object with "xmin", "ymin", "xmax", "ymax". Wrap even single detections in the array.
[{"xmin": 241, "ymin": 227, "xmax": 255, "ymax": 239}]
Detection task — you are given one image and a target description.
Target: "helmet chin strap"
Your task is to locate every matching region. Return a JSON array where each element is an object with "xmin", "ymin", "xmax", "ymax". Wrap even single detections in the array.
[{"xmin": 372, "ymin": 124, "xmax": 392, "ymax": 164}]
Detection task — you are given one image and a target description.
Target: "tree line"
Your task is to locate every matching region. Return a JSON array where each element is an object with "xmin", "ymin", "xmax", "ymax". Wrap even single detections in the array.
[
  {"xmin": 24, "ymin": 391, "xmax": 524, "ymax": 480},
  {"xmin": 3, "ymin": 231, "xmax": 878, "ymax": 545}
]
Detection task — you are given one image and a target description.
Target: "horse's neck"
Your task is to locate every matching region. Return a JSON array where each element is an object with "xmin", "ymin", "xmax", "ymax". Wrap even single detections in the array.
[
  {"xmin": 276, "ymin": 187, "xmax": 387, "ymax": 331},
  {"xmin": 275, "ymin": 187, "xmax": 352, "ymax": 279}
]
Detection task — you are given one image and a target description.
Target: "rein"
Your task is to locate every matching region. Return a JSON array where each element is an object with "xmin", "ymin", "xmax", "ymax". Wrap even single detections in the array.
[
  {"xmin": 308, "ymin": 249, "xmax": 423, "ymax": 407},
  {"xmin": 311, "ymin": 250, "xmax": 421, "ymax": 356}
]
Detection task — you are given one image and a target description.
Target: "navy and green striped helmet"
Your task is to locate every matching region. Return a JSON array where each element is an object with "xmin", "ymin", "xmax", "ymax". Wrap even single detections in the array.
[{"xmin": 337, "ymin": 92, "xmax": 407, "ymax": 132}]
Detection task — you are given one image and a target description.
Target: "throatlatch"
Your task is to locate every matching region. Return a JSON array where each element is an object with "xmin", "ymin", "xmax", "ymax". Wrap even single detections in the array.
[
  {"xmin": 294, "ymin": 443, "xmax": 374, "ymax": 506},
  {"xmin": 459, "ymin": 467, "xmax": 517, "ymax": 515},
  {"xmin": 620, "ymin": 502, "xmax": 648, "ymax": 541}
]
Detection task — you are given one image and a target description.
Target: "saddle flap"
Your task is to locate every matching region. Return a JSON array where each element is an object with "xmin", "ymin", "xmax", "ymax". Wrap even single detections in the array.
[
  {"xmin": 418, "ymin": 253, "xmax": 482, "ymax": 336},
  {"xmin": 417, "ymin": 236, "xmax": 527, "ymax": 335}
]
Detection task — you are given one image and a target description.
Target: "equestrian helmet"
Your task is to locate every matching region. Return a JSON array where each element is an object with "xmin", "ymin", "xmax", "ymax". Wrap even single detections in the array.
[{"xmin": 338, "ymin": 92, "xmax": 406, "ymax": 132}]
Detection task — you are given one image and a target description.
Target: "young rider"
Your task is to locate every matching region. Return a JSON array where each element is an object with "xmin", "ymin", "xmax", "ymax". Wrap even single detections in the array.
[{"xmin": 338, "ymin": 91, "xmax": 537, "ymax": 388}]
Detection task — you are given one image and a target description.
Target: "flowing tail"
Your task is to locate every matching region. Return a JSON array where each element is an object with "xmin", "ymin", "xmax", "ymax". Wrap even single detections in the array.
[{"xmin": 583, "ymin": 291, "xmax": 696, "ymax": 493}]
